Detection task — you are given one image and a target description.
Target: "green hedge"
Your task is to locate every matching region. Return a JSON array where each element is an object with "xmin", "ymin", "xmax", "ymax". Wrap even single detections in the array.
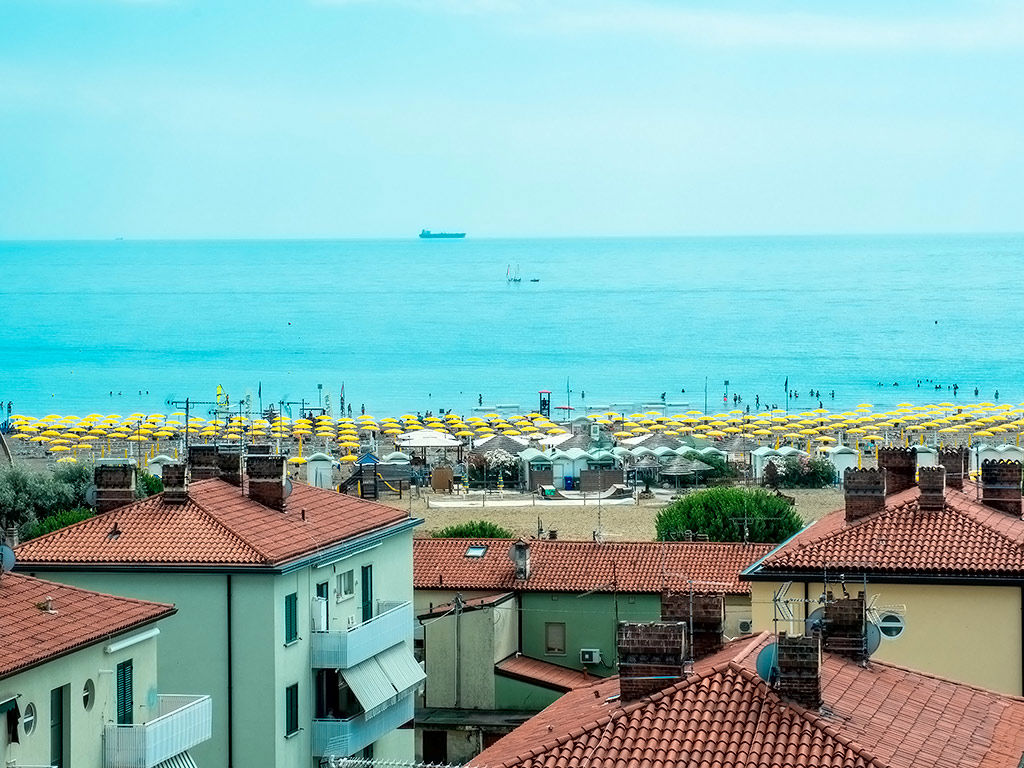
[
  {"xmin": 432, "ymin": 520, "xmax": 514, "ymax": 538},
  {"xmin": 656, "ymin": 486, "xmax": 802, "ymax": 543}
]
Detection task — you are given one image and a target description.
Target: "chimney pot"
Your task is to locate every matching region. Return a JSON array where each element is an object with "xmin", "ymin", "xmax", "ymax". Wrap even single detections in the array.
[
  {"xmin": 917, "ymin": 466, "xmax": 946, "ymax": 511},
  {"xmin": 246, "ymin": 455, "xmax": 288, "ymax": 510},
  {"xmin": 776, "ymin": 632, "xmax": 821, "ymax": 709},
  {"xmin": 981, "ymin": 460, "xmax": 1023, "ymax": 517},
  {"xmin": 843, "ymin": 468, "xmax": 886, "ymax": 522},
  {"xmin": 509, "ymin": 539, "xmax": 531, "ymax": 580},
  {"xmin": 217, "ymin": 446, "xmax": 243, "ymax": 486},
  {"xmin": 161, "ymin": 462, "xmax": 188, "ymax": 504},
  {"xmin": 938, "ymin": 446, "xmax": 969, "ymax": 490},
  {"xmin": 94, "ymin": 463, "xmax": 137, "ymax": 514},
  {"xmin": 660, "ymin": 592, "xmax": 724, "ymax": 659},
  {"xmin": 877, "ymin": 448, "xmax": 916, "ymax": 494},
  {"xmin": 188, "ymin": 445, "xmax": 220, "ymax": 481},
  {"xmin": 617, "ymin": 621, "xmax": 687, "ymax": 702}
]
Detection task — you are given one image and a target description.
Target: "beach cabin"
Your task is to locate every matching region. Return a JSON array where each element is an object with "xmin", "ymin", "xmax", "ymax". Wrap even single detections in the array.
[
  {"xmin": 971, "ymin": 443, "xmax": 1024, "ymax": 471},
  {"xmin": 912, "ymin": 445, "xmax": 938, "ymax": 468},
  {"xmin": 305, "ymin": 451, "xmax": 334, "ymax": 489},
  {"xmin": 146, "ymin": 453, "xmax": 175, "ymax": 478},
  {"xmin": 751, "ymin": 446, "xmax": 782, "ymax": 481},
  {"xmin": 519, "ymin": 447, "xmax": 553, "ymax": 490},
  {"xmin": 823, "ymin": 445, "xmax": 859, "ymax": 481}
]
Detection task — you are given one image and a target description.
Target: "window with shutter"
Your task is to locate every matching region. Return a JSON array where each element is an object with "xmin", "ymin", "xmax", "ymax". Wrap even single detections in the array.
[
  {"xmin": 285, "ymin": 683, "xmax": 299, "ymax": 736},
  {"xmin": 116, "ymin": 660, "xmax": 133, "ymax": 725},
  {"xmin": 284, "ymin": 593, "xmax": 298, "ymax": 644}
]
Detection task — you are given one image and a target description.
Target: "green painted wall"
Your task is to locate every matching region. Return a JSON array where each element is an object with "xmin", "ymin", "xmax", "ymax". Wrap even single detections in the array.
[
  {"xmin": 493, "ymin": 676, "xmax": 563, "ymax": 711},
  {"xmin": 520, "ymin": 592, "xmax": 659, "ymax": 673},
  {"xmin": 0, "ymin": 632, "xmax": 160, "ymax": 767}
]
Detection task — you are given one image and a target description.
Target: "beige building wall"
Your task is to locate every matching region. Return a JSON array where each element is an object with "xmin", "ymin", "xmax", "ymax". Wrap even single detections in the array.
[
  {"xmin": 750, "ymin": 580, "xmax": 1023, "ymax": 695},
  {"xmin": 0, "ymin": 630, "xmax": 159, "ymax": 767}
]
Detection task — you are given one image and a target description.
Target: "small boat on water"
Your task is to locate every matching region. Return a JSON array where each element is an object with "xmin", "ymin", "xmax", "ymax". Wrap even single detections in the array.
[
  {"xmin": 507, "ymin": 264, "xmax": 522, "ymax": 283},
  {"xmin": 529, "ymin": 278, "xmax": 540, "ymax": 282},
  {"xmin": 419, "ymin": 229, "xmax": 465, "ymax": 239}
]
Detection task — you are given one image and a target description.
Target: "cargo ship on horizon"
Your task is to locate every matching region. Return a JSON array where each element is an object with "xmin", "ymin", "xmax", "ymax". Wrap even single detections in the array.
[{"xmin": 419, "ymin": 229, "xmax": 466, "ymax": 239}]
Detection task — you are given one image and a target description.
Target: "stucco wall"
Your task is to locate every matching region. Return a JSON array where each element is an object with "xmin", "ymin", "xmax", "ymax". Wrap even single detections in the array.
[
  {"xmin": 0, "ymin": 631, "xmax": 159, "ymax": 767},
  {"xmin": 750, "ymin": 580, "xmax": 1023, "ymax": 695},
  {"xmin": 493, "ymin": 676, "xmax": 564, "ymax": 711}
]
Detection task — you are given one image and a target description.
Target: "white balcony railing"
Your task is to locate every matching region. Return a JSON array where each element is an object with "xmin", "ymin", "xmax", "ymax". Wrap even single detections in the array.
[
  {"xmin": 312, "ymin": 601, "xmax": 413, "ymax": 669},
  {"xmin": 311, "ymin": 691, "xmax": 414, "ymax": 757},
  {"xmin": 103, "ymin": 694, "xmax": 212, "ymax": 768}
]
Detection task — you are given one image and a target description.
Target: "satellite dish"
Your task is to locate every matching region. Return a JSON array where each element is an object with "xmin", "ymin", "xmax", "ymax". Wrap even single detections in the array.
[
  {"xmin": 805, "ymin": 607, "xmax": 826, "ymax": 635},
  {"xmin": 0, "ymin": 545, "xmax": 16, "ymax": 573},
  {"xmin": 283, "ymin": 477, "xmax": 293, "ymax": 498},
  {"xmin": 84, "ymin": 485, "xmax": 98, "ymax": 507},
  {"xmin": 755, "ymin": 642, "xmax": 779, "ymax": 684},
  {"xmin": 865, "ymin": 621, "xmax": 882, "ymax": 656}
]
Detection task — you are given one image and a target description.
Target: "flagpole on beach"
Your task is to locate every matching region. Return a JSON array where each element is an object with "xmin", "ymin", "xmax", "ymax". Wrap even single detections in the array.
[{"xmin": 704, "ymin": 377, "xmax": 708, "ymax": 415}]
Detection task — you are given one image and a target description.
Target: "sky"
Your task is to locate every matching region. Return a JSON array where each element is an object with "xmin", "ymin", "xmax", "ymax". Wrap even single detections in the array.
[{"xmin": 1, "ymin": 0, "xmax": 1022, "ymax": 238}]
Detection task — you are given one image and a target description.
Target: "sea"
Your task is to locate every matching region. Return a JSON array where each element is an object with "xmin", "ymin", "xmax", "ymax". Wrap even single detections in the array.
[{"xmin": 1, "ymin": 234, "xmax": 1022, "ymax": 419}]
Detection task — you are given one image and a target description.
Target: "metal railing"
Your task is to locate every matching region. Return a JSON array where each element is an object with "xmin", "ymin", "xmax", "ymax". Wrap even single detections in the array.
[
  {"xmin": 312, "ymin": 601, "xmax": 413, "ymax": 669},
  {"xmin": 103, "ymin": 694, "xmax": 212, "ymax": 768},
  {"xmin": 312, "ymin": 691, "xmax": 414, "ymax": 757}
]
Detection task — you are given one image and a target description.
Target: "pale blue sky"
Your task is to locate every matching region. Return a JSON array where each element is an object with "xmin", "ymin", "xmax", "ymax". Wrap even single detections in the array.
[{"xmin": 1, "ymin": 0, "xmax": 1022, "ymax": 238}]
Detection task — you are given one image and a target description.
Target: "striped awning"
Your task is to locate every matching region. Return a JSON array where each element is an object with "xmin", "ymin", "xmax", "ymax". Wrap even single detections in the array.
[
  {"xmin": 154, "ymin": 751, "xmax": 198, "ymax": 768},
  {"xmin": 340, "ymin": 643, "xmax": 425, "ymax": 720}
]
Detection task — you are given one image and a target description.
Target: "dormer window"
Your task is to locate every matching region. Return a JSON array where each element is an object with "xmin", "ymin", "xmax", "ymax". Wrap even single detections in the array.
[{"xmin": 466, "ymin": 545, "xmax": 488, "ymax": 558}]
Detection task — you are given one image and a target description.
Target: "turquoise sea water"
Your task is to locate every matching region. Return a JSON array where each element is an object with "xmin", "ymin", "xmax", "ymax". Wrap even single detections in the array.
[{"xmin": 1, "ymin": 234, "xmax": 1022, "ymax": 418}]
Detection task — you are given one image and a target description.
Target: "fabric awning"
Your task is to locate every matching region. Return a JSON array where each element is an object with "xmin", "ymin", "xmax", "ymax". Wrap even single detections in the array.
[
  {"xmin": 377, "ymin": 643, "xmax": 426, "ymax": 696},
  {"xmin": 340, "ymin": 643, "xmax": 425, "ymax": 720},
  {"xmin": 153, "ymin": 752, "xmax": 198, "ymax": 768}
]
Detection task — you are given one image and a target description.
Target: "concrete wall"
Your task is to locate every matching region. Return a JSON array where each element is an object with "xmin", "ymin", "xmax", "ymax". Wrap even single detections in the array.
[
  {"xmin": 0, "ymin": 630, "xmax": 160, "ymax": 768},
  {"xmin": 750, "ymin": 580, "xmax": 1023, "ymax": 695},
  {"xmin": 492, "ymin": 676, "xmax": 564, "ymax": 712},
  {"xmin": 33, "ymin": 526, "xmax": 417, "ymax": 768}
]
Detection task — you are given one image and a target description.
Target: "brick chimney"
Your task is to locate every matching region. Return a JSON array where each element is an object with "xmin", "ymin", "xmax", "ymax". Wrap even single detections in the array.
[
  {"xmin": 217, "ymin": 446, "xmax": 243, "ymax": 486},
  {"xmin": 821, "ymin": 591, "xmax": 867, "ymax": 661},
  {"xmin": 617, "ymin": 622, "xmax": 686, "ymax": 702},
  {"xmin": 246, "ymin": 454, "xmax": 288, "ymax": 510},
  {"xmin": 661, "ymin": 592, "xmax": 723, "ymax": 659},
  {"xmin": 917, "ymin": 466, "xmax": 946, "ymax": 511},
  {"xmin": 776, "ymin": 632, "xmax": 821, "ymax": 709},
  {"xmin": 509, "ymin": 539, "xmax": 531, "ymax": 581},
  {"xmin": 843, "ymin": 468, "xmax": 886, "ymax": 522},
  {"xmin": 981, "ymin": 460, "xmax": 1023, "ymax": 517},
  {"xmin": 246, "ymin": 444, "xmax": 273, "ymax": 456},
  {"xmin": 94, "ymin": 463, "xmax": 137, "ymax": 514},
  {"xmin": 938, "ymin": 447, "xmax": 968, "ymax": 490},
  {"xmin": 188, "ymin": 445, "xmax": 219, "ymax": 480},
  {"xmin": 162, "ymin": 462, "xmax": 188, "ymax": 504},
  {"xmin": 877, "ymin": 447, "xmax": 916, "ymax": 495}
]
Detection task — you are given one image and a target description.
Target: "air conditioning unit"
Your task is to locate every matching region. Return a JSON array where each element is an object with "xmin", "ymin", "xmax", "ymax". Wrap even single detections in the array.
[
  {"xmin": 580, "ymin": 648, "xmax": 601, "ymax": 665},
  {"xmin": 738, "ymin": 620, "xmax": 753, "ymax": 634}
]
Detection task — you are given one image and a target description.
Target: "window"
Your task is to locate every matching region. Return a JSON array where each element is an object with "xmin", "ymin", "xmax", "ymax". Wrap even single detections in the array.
[
  {"xmin": 879, "ymin": 613, "xmax": 905, "ymax": 638},
  {"xmin": 285, "ymin": 683, "xmax": 299, "ymax": 736},
  {"xmin": 22, "ymin": 702, "xmax": 37, "ymax": 735},
  {"xmin": 284, "ymin": 593, "xmax": 298, "ymax": 644},
  {"xmin": 82, "ymin": 679, "xmax": 95, "ymax": 711},
  {"xmin": 465, "ymin": 545, "xmax": 488, "ymax": 558},
  {"xmin": 116, "ymin": 660, "xmax": 133, "ymax": 725},
  {"xmin": 545, "ymin": 622, "xmax": 566, "ymax": 655},
  {"xmin": 337, "ymin": 570, "xmax": 355, "ymax": 601}
]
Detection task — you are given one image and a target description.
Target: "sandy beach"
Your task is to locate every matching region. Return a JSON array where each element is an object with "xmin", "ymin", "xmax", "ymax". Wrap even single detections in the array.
[{"xmin": 382, "ymin": 486, "xmax": 844, "ymax": 541}]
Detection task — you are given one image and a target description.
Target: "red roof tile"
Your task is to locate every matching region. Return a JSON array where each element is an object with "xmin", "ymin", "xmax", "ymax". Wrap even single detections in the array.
[
  {"xmin": 0, "ymin": 572, "xmax": 174, "ymax": 677},
  {"xmin": 473, "ymin": 633, "xmax": 1024, "ymax": 768},
  {"xmin": 756, "ymin": 486, "xmax": 1024, "ymax": 577},
  {"xmin": 16, "ymin": 478, "xmax": 411, "ymax": 568},
  {"xmin": 414, "ymin": 539, "xmax": 773, "ymax": 594},
  {"xmin": 495, "ymin": 656, "xmax": 596, "ymax": 692}
]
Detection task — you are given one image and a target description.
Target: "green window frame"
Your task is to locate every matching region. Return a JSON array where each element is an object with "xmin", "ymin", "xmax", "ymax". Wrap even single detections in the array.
[
  {"xmin": 285, "ymin": 683, "xmax": 299, "ymax": 736},
  {"xmin": 284, "ymin": 592, "xmax": 298, "ymax": 644},
  {"xmin": 116, "ymin": 660, "xmax": 133, "ymax": 725}
]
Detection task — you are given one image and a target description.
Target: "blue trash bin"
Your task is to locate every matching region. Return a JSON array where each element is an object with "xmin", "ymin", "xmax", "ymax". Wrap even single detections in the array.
[{"xmin": 564, "ymin": 477, "xmax": 575, "ymax": 490}]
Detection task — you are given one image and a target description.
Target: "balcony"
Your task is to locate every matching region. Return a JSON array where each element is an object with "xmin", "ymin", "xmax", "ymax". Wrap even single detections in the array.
[
  {"xmin": 103, "ymin": 694, "xmax": 212, "ymax": 768},
  {"xmin": 312, "ymin": 601, "xmax": 413, "ymax": 669},
  {"xmin": 311, "ymin": 691, "xmax": 414, "ymax": 757}
]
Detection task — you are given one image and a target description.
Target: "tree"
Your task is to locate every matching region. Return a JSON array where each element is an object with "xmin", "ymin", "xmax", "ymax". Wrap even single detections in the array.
[
  {"xmin": 656, "ymin": 486, "xmax": 802, "ymax": 543},
  {"xmin": 137, "ymin": 471, "xmax": 164, "ymax": 498},
  {"xmin": 432, "ymin": 520, "xmax": 515, "ymax": 538},
  {"xmin": 775, "ymin": 456, "xmax": 836, "ymax": 489},
  {"xmin": 0, "ymin": 464, "xmax": 92, "ymax": 530},
  {"xmin": 21, "ymin": 508, "xmax": 95, "ymax": 541}
]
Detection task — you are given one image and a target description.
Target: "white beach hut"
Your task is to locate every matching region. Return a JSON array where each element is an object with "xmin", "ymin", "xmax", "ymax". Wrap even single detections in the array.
[
  {"xmin": 824, "ymin": 445, "xmax": 859, "ymax": 481},
  {"xmin": 305, "ymin": 451, "xmax": 334, "ymax": 489},
  {"xmin": 751, "ymin": 446, "xmax": 782, "ymax": 481}
]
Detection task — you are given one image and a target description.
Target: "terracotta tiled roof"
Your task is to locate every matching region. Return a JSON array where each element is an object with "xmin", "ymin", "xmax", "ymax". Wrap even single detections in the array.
[
  {"xmin": 414, "ymin": 539, "xmax": 773, "ymax": 594},
  {"xmin": 0, "ymin": 572, "xmax": 174, "ymax": 677},
  {"xmin": 754, "ymin": 486, "xmax": 1024, "ymax": 577},
  {"xmin": 417, "ymin": 591, "xmax": 515, "ymax": 619},
  {"xmin": 16, "ymin": 478, "xmax": 411, "ymax": 568},
  {"xmin": 472, "ymin": 633, "xmax": 1024, "ymax": 768},
  {"xmin": 495, "ymin": 656, "xmax": 596, "ymax": 692}
]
